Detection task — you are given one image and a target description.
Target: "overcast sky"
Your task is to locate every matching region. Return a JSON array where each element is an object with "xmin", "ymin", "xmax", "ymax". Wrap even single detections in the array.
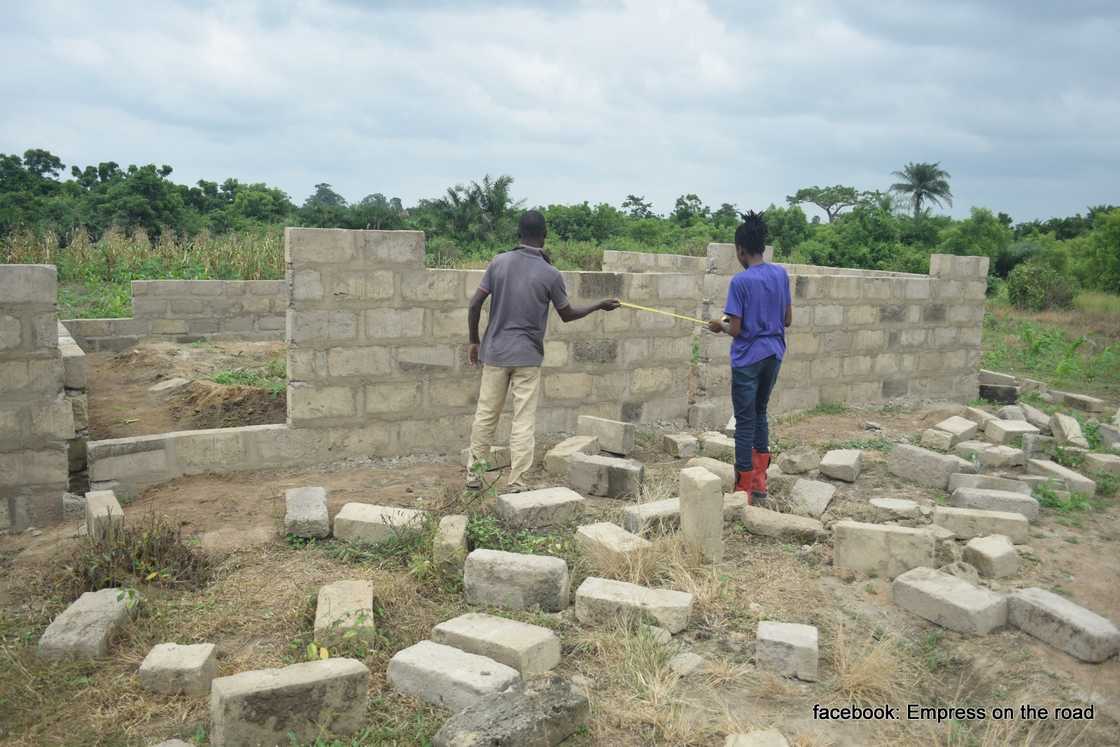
[{"xmin": 2, "ymin": 0, "xmax": 1117, "ymax": 221}]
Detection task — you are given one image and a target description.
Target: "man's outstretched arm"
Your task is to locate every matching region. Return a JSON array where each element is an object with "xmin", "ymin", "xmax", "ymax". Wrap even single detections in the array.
[{"xmin": 557, "ymin": 298, "xmax": 620, "ymax": 322}]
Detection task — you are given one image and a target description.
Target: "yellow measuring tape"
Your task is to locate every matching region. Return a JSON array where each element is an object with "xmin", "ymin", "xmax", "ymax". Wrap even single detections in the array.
[{"xmin": 620, "ymin": 301, "xmax": 708, "ymax": 325}]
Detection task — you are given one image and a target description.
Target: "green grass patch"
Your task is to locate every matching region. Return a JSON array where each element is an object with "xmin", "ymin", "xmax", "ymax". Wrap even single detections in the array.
[
  {"xmin": 466, "ymin": 514, "xmax": 579, "ymax": 562},
  {"xmin": 824, "ymin": 437, "xmax": 894, "ymax": 452},
  {"xmin": 1034, "ymin": 484, "xmax": 1102, "ymax": 513},
  {"xmin": 210, "ymin": 355, "xmax": 287, "ymax": 396},
  {"xmin": 807, "ymin": 402, "xmax": 850, "ymax": 416}
]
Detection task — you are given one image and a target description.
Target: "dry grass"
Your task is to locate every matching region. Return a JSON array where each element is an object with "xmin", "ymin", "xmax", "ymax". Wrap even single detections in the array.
[{"xmin": 828, "ymin": 622, "xmax": 918, "ymax": 706}]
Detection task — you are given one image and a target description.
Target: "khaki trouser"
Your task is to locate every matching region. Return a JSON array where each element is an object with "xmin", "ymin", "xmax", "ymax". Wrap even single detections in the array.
[{"xmin": 469, "ymin": 365, "xmax": 541, "ymax": 485}]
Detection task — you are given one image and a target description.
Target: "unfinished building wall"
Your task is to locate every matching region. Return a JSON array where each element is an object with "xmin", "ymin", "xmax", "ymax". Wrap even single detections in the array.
[{"xmin": 0, "ymin": 265, "xmax": 72, "ymax": 530}]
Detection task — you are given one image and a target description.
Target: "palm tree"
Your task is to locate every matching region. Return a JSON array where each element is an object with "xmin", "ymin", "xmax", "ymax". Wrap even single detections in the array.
[{"xmin": 890, "ymin": 162, "xmax": 953, "ymax": 218}]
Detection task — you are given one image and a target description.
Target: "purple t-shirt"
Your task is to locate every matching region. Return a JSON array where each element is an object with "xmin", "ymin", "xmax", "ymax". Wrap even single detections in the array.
[{"xmin": 723, "ymin": 262, "xmax": 791, "ymax": 368}]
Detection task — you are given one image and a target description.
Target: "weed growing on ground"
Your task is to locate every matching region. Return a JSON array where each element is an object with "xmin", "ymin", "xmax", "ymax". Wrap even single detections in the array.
[
  {"xmin": 1034, "ymin": 484, "xmax": 1101, "ymax": 514},
  {"xmin": 1053, "ymin": 447, "xmax": 1085, "ymax": 469},
  {"xmin": 321, "ymin": 519, "xmax": 437, "ymax": 580},
  {"xmin": 465, "ymin": 514, "xmax": 578, "ymax": 562},
  {"xmin": 808, "ymin": 402, "xmax": 849, "ymax": 416},
  {"xmin": 1091, "ymin": 472, "xmax": 1118, "ymax": 498},
  {"xmin": 824, "ymin": 437, "xmax": 894, "ymax": 452},
  {"xmin": 210, "ymin": 355, "xmax": 287, "ymax": 396}
]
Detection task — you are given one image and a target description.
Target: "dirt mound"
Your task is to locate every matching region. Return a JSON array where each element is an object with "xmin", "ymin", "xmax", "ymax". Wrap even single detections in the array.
[{"xmin": 169, "ymin": 380, "xmax": 286, "ymax": 431}]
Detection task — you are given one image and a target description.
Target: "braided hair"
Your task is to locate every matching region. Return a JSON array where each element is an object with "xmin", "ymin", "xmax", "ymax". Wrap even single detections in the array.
[{"xmin": 734, "ymin": 210, "xmax": 767, "ymax": 256}]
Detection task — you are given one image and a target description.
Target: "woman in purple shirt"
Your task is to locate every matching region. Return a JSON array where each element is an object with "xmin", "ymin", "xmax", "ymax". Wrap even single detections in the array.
[{"xmin": 707, "ymin": 211, "xmax": 792, "ymax": 502}]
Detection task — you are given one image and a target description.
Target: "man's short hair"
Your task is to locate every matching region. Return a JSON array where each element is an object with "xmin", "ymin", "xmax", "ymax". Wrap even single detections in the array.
[
  {"xmin": 518, "ymin": 210, "xmax": 547, "ymax": 242},
  {"xmin": 735, "ymin": 210, "xmax": 767, "ymax": 255}
]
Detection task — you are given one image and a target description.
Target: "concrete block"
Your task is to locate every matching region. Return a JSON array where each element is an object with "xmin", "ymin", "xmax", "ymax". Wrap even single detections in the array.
[
  {"xmin": 699, "ymin": 431, "xmax": 736, "ymax": 461},
  {"xmin": 496, "ymin": 487, "xmax": 584, "ymax": 529},
  {"xmin": 679, "ymin": 466, "xmax": 723, "ymax": 563},
  {"xmin": 209, "ymin": 658, "xmax": 369, "ymax": 746},
  {"xmin": 755, "ymin": 621, "xmax": 818, "ymax": 681},
  {"xmin": 815, "ymin": 450, "xmax": 862, "ymax": 484},
  {"xmin": 543, "ymin": 435, "xmax": 598, "ymax": 475},
  {"xmin": 567, "ymin": 453, "xmax": 643, "ymax": 498},
  {"xmin": 1053, "ymin": 391, "xmax": 1109, "ymax": 414},
  {"xmin": 788, "ymin": 479, "xmax": 835, "ymax": 518},
  {"xmin": 921, "ymin": 428, "xmax": 954, "ymax": 452},
  {"xmin": 1019, "ymin": 402, "xmax": 1052, "ymax": 432},
  {"xmin": 575, "ymin": 522, "xmax": 651, "ymax": 566},
  {"xmin": 932, "ymin": 506, "xmax": 1028, "ymax": 543},
  {"xmin": 1027, "ymin": 459, "xmax": 1096, "ymax": 496},
  {"xmin": 726, "ymin": 729, "xmax": 791, "ymax": 747},
  {"xmin": 434, "ymin": 515, "xmax": 469, "ymax": 575},
  {"xmin": 978, "ymin": 444, "xmax": 1025, "ymax": 468},
  {"xmin": 574, "ymin": 577, "xmax": 693, "ymax": 633},
  {"xmin": 333, "ymin": 503, "xmax": 427, "ymax": 545},
  {"xmin": 964, "ymin": 406, "xmax": 997, "ymax": 424},
  {"xmin": 933, "ymin": 416, "xmax": 979, "ymax": 444},
  {"xmin": 662, "ymin": 433, "xmax": 699, "ymax": 458},
  {"xmin": 686, "ymin": 456, "xmax": 735, "ymax": 492},
  {"xmin": 740, "ymin": 505, "xmax": 826, "ymax": 542},
  {"xmin": 892, "ymin": 567, "xmax": 1007, "ymax": 634},
  {"xmin": 998, "ymin": 405, "xmax": 1025, "ymax": 421},
  {"xmin": 432, "ymin": 612, "xmax": 560, "ymax": 676},
  {"xmin": 888, "ymin": 444, "xmax": 975, "ymax": 489},
  {"xmin": 963, "ymin": 535, "xmax": 1020, "ymax": 578},
  {"xmin": 1085, "ymin": 453, "xmax": 1120, "ymax": 476},
  {"xmin": 984, "ymin": 419, "xmax": 1039, "ymax": 446},
  {"xmin": 776, "ymin": 446, "xmax": 819, "ymax": 475},
  {"xmin": 577, "ymin": 415, "xmax": 635, "ymax": 456},
  {"xmin": 1098, "ymin": 423, "xmax": 1120, "ymax": 450},
  {"xmin": 979, "ymin": 369, "xmax": 1016, "ymax": 387},
  {"xmin": 463, "ymin": 549, "xmax": 570, "ymax": 612},
  {"xmin": 950, "ymin": 487, "xmax": 1039, "ymax": 520},
  {"xmin": 669, "ymin": 651, "xmax": 706, "ymax": 677},
  {"xmin": 314, "ymin": 580, "xmax": 374, "ymax": 637},
  {"xmin": 139, "ymin": 642, "xmax": 217, "ymax": 695},
  {"xmin": 38, "ymin": 588, "xmax": 133, "ymax": 660},
  {"xmin": 622, "ymin": 498, "xmax": 680, "ymax": 535},
  {"xmin": 0, "ymin": 264, "xmax": 56, "ymax": 303},
  {"xmin": 85, "ymin": 489, "xmax": 124, "ymax": 542},
  {"xmin": 948, "ymin": 473, "xmax": 1031, "ymax": 496},
  {"xmin": 1008, "ymin": 588, "xmax": 1120, "ymax": 663},
  {"xmin": 388, "ymin": 640, "xmax": 519, "ymax": 712},
  {"xmin": 832, "ymin": 520, "xmax": 935, "ymax": 579},
  {"xmin": 285, "ymin": 486, "xmax": 330, "ymax": 539},
  {"xmin": 1050, "ymin": 412, "xmax": 1090, "ymax": 448},
  {"xmin": 870, "ymin": 498, "xmax": 921, "ymax": 519},
  {"xmin": 431, "ymin": 674, "xmax": 589, "ymax": 747}
]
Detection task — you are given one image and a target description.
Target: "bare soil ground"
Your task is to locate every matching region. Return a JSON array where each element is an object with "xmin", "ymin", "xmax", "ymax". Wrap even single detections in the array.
[
  {"xmin": 86, "ymin": 341, "xmax": 287, "ymax": 440},
  {"xmin": 1, "ymin": 404, "xmax": 1117, "ymax": 746}
]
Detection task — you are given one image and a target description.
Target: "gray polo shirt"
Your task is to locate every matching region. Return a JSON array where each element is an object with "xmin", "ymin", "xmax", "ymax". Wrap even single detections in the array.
[{"xmin": 478, "ymin": 245, "xmax": 570, "ymax": 367}]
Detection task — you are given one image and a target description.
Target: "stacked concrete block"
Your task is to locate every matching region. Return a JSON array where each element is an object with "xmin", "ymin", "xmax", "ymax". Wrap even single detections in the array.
[
  {"xmin": 388, "ymin": 641, "xmax": 520, "ymax": 711},
  {"xmin": 577, "ymin": 415, "xmax": 635, "ymax": 456},
  {"xmin": 431, "ymin": 612, "xmax": 560, "ymax": 676},
  {"xmin": 333, "ymin": 503, "xmax": 427, "ymax": 544},
  {"xmin": 131, "ymin": 280, "xmax": 286, "ymax": 341},
  {"xmin": 139, "ymin": 642, "xmax": 218, "ymax": 695},
  {"xmin": 58, "ymin": 322, "xmax": 89, "ymax": 478},
  {"xmin": 568, "ymin": 453, "xmax": 643, "ymax": 498},
  {"xmin": 574, "ymin": 577, "xmax": 693, "ymax": 633},
  {"xmin": 285, "ymin": 486, "xmax": 330, "ymax": 538},
  {"xmin": 0, "ymin": 265, "xmax": 69, "ymax": 530},
  {"xmin": 832, "ymin": 520, "xmax": 935, "ymax": 578},
  {"xmin": 754, "ymin": 621, "xmax": 819, "ymax": 681},
  {"xmin": 892, "ymin": 567, "xmax": 1007, "ymax": 634},
  {"xmin": 463, "ymin": 549, "xmax": 570, "ymax": 612},
  {"xmin": 543, "ymin": 435, "xmax": 598, "ymax": 475},
  {"xmin": 1008, "ymin": 588, "xmax": 1120, "ymax": 663}
]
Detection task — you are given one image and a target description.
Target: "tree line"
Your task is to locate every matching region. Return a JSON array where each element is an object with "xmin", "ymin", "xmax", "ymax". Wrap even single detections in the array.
[{"xmin": 1, "ymin": 148, "xmax": 1117, "ymax": 298}]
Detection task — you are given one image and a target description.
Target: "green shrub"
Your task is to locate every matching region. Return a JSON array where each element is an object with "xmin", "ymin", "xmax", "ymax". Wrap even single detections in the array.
[{"xmin": 1006, "ymin": 260, "xmax": 1075, "ymax": 311}]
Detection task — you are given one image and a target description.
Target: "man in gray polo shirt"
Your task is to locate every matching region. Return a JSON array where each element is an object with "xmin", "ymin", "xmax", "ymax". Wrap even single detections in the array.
[{"xmin": 466, "ymin": 210, "xmax": 619, "ymax": 491}]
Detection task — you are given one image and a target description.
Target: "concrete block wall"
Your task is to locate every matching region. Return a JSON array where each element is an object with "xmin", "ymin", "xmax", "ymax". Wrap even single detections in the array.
[
  {"xmin": 601, "ymin": 250, "xmax": 707, "ymax": 274},
  {"xmin": 62, "ymin": 280, "xmax": 285, "ymax": 351},
  {"xmin": 0, "ymin": 266, "xmax": 72, "ymax": 530},
  {"xmin": 58, "ymin": 322, "xmax": 89, "ymax": 488}
]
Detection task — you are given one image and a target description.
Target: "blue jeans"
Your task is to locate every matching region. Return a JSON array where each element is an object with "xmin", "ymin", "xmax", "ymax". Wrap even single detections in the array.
[{"xmin": 731, "ymin": 356, "xmax": 781, "ymax": 472}]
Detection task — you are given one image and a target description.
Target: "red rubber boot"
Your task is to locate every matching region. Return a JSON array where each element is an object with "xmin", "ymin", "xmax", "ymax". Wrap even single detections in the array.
[
  {"xmin": 751, "ymin": 450, "xmax": 771, "ymax": 503},
  {"xmin": 734, "ymin": 469, "xmax": 754, "ymax": 504}
]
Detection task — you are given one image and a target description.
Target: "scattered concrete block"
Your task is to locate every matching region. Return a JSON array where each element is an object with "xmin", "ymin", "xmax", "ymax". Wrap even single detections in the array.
[
  {"xmin": 949, "ymin": 473, "xmax": 1032, "ymax": 496},
  {"xmin": 726, "ymin": 729, "xmax": 790, "ymax": 747},
  {"xmin": 543, "ymin": 436, "xmax": 598, "ymax": 476},
  {"xmin": 388, "ymin": 640, "xmax": 520, "ymax": 712},
  {"xmin": 622, "ymin": 498, "xmax": 680, "ymax": 535},
  {"xmin": 669, "ymin": 652, "xmax": 705, "ymax": 677},
  {"xmin": 333, "ymin": 503, "xmax": 427, "ymax": 545},
  {"xmin": 870, "ymin": 498, "xmax": 920, "ymax": 519},
  {"xmin": 978, "ymin": 445, "xmax": 1025, "ymax": 468},
  {"xmin": 575, "ymin": 522, "xmax": 651, "ymax": 566},
  {"xmin": 892, "ymin": 567, "xmax": 1007, "ymax": 634},
  {"xmin": 1053, "ymin": 391, "xmax": 1110, "ymax": 414},
  {"xmin": 984, "ymin": 419, "xmax": 1039, "ymax": 446},
  {"xmin": 979, "ymin": 369, "xmax": 1016, "ymax": 386},
  {"xmin": 998, "ymin": 405, "xmax": 1025, "ymax": 421},
  {"xmin": 1050, "ymin": 413, "xmax": 1089, "ymax": 448},
  {"xmin": 433, "ymin": 515, "xmax": 468, "ymax": 575},
  {"xmin": 463, "ymin": 549, "xmax": 570, "ymax": 612},
  {"xmin": 832, "ymin": 520, "xmax": 935, "ymax": 579},
  {"xmin": 932, "ymin": 506, "xmax": 1029, "ymax": 543},
  {"xmin": 1084, "ymin": 452, "xmax": 1120, "ymax": 476},
  {"xmin": 1008, "ymin": 588, "xmax": 1120, "ymax": 663},
  {"xmin": 1098, "ymin": 423, "xmax": 1120, "ymax": 450},
  {"xmin": 574, "ymin": 577, "xmax": 693, "ymax": 633},
  {"xmin": 741, "ymin": 505, "xmax": 826, "ymax": 542},
  {"xmin": 431, "ymin": 674, "xmax": 589, "ymax": 747},
  {"xmin": 1027, "ymin": 459, "xmax": 1096, "ymax": 496},
  {"xmin": 577, "ymin": 415, "xmax": 634, "ymax": 456},
  {"xmin": 819, "ymin": 449, "xmax": 862, "ymax": 482},
  {"xmin": 686, "ymin": 456, "xmax": 735, "ymax": 492},
  {"xmin": 314, "ymin": 580, "xmax": 374, "ymax": 637},
  {"xmin": 775, "ymin": 446, "xmax": 819, "ymax": 475},
  {"xmin": 139, "ymin": 642, "xmax": 217, "ymax": 695},
  {"xmin": 148, "ymin": 377, "xmax": 190, "ymax": 394},
  {"xmin": 38, "ymin": 588, "xmax": 133, "ymax": 660},
  {"xmin": 1019, "ymin": 402, "xmax": 1051, "ymax": 433},
  {"xmin": 462, "ymin": 445, "xmax": 512, "ymax": 470},
  {"xmin": 978, "ymin": 383, "xmax": 1019, "ymax": 404},
  {"xmin": 934, "ymin": 416, "xmax": 979, "ymax": 444},
  {"xmin": 788, "ymin": 479, "xmax": 835, "ymax": 518},
  {"xmin": 661, "ymin": 433, "xmax": 699, "ymax": 458},
  {"xmin": 432, "ymin": 612, "xmax": 560, "ymax": 676},
  {"xmin": 921, "ymin": 428, "xmax": 953, "ymax": 452},
  {"xmin": 964, "ymin": 406, "xmax": 997, "ymax": 424},
  {"xmin": 1022, "ymin": 433, "xmax": 1057, "ymax": 458},
  {"xmin": 699, "ymin": 431, "xmax": 736, "ymax": 461},
  {"xmin": 496, "ymin": 487, "xmax": 584, "ymax": 529},
  {"xmin": 85, "ymin": 489, "xmax": 124, "ymax": 542},
  {"xmin": 941, "ymin": 560, "xmax": 981, "ymax": 585},
  {"xmin": 679, "ymin": 466, "xmax": 723, "ymax": 562},
  {"xmin": 568, "ymin": 453, "xmax": 643, "ymax": 498},
  {"xmin": 950, "ymin": 487, "xmax": 1040, "ymax": 520},
  {"xmin": 888, "ymin": 444, "xmax": 975, "ymax": 489},
  {"xmin": 963, "ymin": 535, "xmax": 1020, "ymax": 578},
  {"xmin": 755, "ymin": 621, "xmax": 818, "ymax": 681},
  {"xmin": 209, "ymin": 658, "xmax": 368, "ymax": 747},
  {"xmin": 284, "ymin": 486, "xmax": 330, "ymax": 539},
  {"xmin": 954, "ymin": 440, "xmax": 991, "ymax": 461}
]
